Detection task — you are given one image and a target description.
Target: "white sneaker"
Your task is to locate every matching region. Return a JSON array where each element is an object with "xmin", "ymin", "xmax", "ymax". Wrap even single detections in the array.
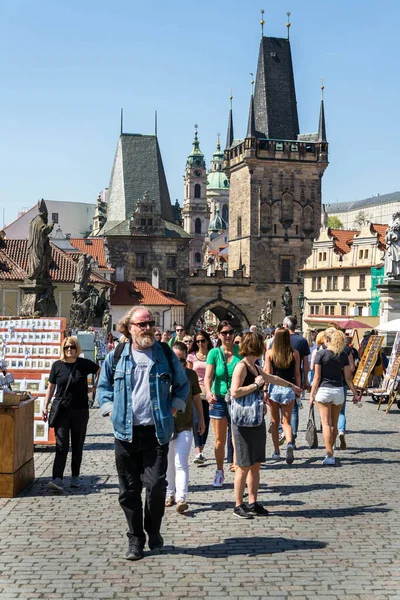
[
  {"xmin": 271, "ymin": 451, "xmax": 281, "ymax": 461},
  {"xmin": 48, "ymin": 478, "xmax": 63, "ymax": 492},
  {"xmin": 193, "ymin": 453, "xmax": 206, "ymax": 464},
  {"xmin": 212, "ymin": 469, "xmax": 224, "ymax": 487},
  {"xmin": 322, "ymin": 455, "xmax": 335, "ymax": 466}
]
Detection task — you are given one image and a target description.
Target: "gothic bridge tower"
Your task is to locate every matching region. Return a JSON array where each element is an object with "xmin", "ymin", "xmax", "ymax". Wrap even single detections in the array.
[{"xmin": 224, "ymin": 33, "xmax": 328, "ymax": 313}]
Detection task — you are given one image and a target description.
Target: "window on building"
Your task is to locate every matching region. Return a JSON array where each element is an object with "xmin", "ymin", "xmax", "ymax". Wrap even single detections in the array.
[
  {"xmin": 166, "ymin": 279, "xmax": 177, "ymax": 294},
  {"xmin": 136, "ymin": 253, "xmax": 146, "ymax": 268},
  {"xmin": 153, "ymin": 311, "xmax": 160, "ymax": 326},
  {"xmin": 140, "ymin": 218, "xmax": 147, "ymax": 227},
  {"xmin": 310, "ymin": 305, "xmax": 320, "ymax": 315},
  {"xmin": 51, "ymin": 213, "xmax": 59, "ymax": 224},
  {"xmin": 324, "ymin": 305, "xmax": 335, "ymax": 316},
  {"xmin": 273, "ymin": 224, "xmax": 277, "ymax": 234},
  {"xmin": 355, "ymin": 304, "xmax": 364, "ymax": 316},
  {"xmin": 340, "ymin": 305, "xmax": 347, "ymax": 316},
  {"xmin": 359, "ymin": 249, "xmax": 364, "ymax": 259},
  {"xmin": 115, "ymin": 266, "xmax": 124, "ymax": 282},
  {"xmin": 194, "ymin": 184, "xmax": 201, "ymax": 199},
  {"xmin": 317, "ymin": 277, "xmax": 322, "ymax": 291},
  {"xmin": 312, "ymin": 277, "xmax": 317, "ymax": 291},
  {"xmin": 327, "ymin": 276, "xmax": 332, "ymax": 291},
  {"xmin": 195, "ymin": 218, "xmax": 201, "ymax": 234},
  {"xmin": 222, "ymin": 204, "xmax": 229, "ymax": 223},
  {"xmin": 319, "ymin": 251, "xmax": 327, "ymax": 262},
  {"xmin": 296, "ymin": 225, "xmax": 299, "ymax": 235},
  {"xmin": 365, "ymin": 249, "xmax": 369, "ymax": 259},
  {"xmin": 148, "ymin": 219, "xmax": 153, "ymax": 227},
  {"xmin": 359, "ymin": 274, "xmax": 366, "ymax": 289},
  {"xmin": 280, "ymin": 258, "xmax": 291, "ymax": 282},
  {"xmin": 333, "ymin": 276, "xmax": 338, "ymax": 291},
  {"xmin": 343, "ymin": 275, "xmax": 350, "ymax": 290},
  {"xmin": 237, "ymin": 217, "xmax": 242, "ymax": 236},
  {"xmin": 167, "ymin": 255, "xmax": 177, "ymax": 269},
  {"xmin": 194, "ymin": 252, "xmax": 201, "ymax": 264}
]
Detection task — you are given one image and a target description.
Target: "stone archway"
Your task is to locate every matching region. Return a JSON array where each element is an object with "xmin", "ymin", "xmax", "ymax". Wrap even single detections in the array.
[{"xmin": 186, "ymin": 297, "xmax": 250, "ymax": 332}]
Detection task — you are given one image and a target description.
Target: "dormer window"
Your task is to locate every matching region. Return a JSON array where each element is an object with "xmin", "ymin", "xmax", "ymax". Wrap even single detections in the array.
[{"xmin": 359, "ymin": 249, "xmax": 364, "ymax": 259}]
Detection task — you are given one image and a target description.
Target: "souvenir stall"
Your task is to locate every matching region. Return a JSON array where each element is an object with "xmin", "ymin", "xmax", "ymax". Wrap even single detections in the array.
[
  {"xmin": 371, "ymin": 332, "xmax": 400, "ymax": 413},
  {"xmin": 353, "ymin": 334, "xmax": 384, "ymax": 390},
  {"xmin": 0, "ymin": 317, "xmax": 67, "ymax": 446}
]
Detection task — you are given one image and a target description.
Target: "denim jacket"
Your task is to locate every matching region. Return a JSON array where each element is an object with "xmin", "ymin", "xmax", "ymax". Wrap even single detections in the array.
[{"xmin": 97, "ymin": 341, "xmax": 190, "ymax": 445}]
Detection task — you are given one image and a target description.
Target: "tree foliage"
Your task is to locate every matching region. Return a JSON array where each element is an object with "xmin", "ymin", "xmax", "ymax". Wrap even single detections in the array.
[{"xmin": 327, "ymin": 216, "xmax": 343, "ymax": 229}]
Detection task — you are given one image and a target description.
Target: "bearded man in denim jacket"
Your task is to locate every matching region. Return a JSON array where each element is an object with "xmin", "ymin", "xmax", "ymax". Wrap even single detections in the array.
[{"xmin": 97, "ymin": 307, "xmax": 189, "ymax": 561}]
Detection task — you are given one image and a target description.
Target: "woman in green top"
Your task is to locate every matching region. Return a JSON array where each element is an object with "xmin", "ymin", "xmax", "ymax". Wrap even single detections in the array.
[{"xmin": 204, "ymin": 320, "xmax": 241, "ymax": 488}]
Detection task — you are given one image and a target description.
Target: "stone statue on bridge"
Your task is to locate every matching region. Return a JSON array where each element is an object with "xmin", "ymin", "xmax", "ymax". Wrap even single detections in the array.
[
  {"xmin": 385, "ymin": 212, "xmax": 400, "ymax": 280},
  {"xmin": 281, "ymin": 286, "xmax": 292, "ymax": 317}
]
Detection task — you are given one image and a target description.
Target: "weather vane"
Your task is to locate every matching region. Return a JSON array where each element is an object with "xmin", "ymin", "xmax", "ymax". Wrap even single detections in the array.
[
  {"xmin": 287, "ymin": 12, "xmax": 291, "ymax": 40},
  {"xmin": 260, "ymin": 9, "xmax": 265, "ymax": 37}
]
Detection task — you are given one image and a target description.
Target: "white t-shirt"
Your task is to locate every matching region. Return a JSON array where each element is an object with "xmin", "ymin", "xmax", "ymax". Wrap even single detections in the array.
[{"xmin": 131, "ymin": 347, "xmax": 154, "ymax": 425}]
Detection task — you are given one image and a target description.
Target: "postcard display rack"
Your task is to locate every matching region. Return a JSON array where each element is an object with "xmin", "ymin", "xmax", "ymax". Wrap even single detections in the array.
[
  {"xmin": 371, "ymin": 332, "xmax": 400, "ymax": 412},
  {"xmin": 0, "ymin": 317, "xmax": 66, "ymax": 445},
  {"xmin": 353, "ymin": 335, "xmax": 384, "ymax": 390}
]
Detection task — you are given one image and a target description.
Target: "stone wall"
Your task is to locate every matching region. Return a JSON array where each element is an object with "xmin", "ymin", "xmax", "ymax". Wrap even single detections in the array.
[{"xmin": 106, "ymin": 235, "xmax": 191, "ymax": 304}]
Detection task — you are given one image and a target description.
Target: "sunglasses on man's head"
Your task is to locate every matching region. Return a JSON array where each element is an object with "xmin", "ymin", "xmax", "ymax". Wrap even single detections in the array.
[{"xmin": 130, "ymin": 320, "xmax": 155, "ymax": 328}]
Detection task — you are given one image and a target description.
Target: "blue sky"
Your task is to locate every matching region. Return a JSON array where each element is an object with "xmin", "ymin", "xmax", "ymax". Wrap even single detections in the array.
[{"xmin": 1, "ymin": 0, "xmax": 399, "ymax": 226}]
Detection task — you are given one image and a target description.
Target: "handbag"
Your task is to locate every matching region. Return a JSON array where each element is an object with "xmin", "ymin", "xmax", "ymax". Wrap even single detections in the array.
[
  {"xmin": 48, "ymin": 363, "xmax": 77, "ymax": 428},
  {"xmin": 305, "ymin": 405, "xmax": 318, "ymax": 448},
  {"xmin": 230, "ymin": 387, "xmax": 264, "ymax": 427}
]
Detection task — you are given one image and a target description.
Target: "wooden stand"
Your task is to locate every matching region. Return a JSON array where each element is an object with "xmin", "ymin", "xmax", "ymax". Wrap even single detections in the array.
[{"xmin": 0, "ymin": 398, "xmax": 35, "ymax": 498}]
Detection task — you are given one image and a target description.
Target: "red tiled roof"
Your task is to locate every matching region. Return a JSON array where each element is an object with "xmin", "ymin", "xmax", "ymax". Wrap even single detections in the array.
[
  {"xmin": 111, "ymin": 281, "xmax": 185, "ymax": 306},
  {"xmin": 371, "ymin": 224, "xmax": 387, "ymax": 249},
  {"xmin": 330, "ymin": 229, "xmax": 359, "ymax": 254},
  {"xmin": 0, "ymin": 249, "xmax": 26, "ymax": 280},
  {"xmin": 69, "ymin": 238, "xmax": 108, "ymax": 268},
  {"xmin": 2, "ymin": 239, "xmax": 112, "ymax": 286}
]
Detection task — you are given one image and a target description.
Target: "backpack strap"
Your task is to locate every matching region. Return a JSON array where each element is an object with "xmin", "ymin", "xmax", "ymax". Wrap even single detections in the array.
[{"xmin": 111, "ymin": 340, "xmax": 174, "ymax": 383}]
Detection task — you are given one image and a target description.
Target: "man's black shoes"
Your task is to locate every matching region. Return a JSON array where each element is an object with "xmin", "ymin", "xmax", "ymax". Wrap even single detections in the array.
[
  {"xmin": 148, "ymin": 532, "xmax": 164, "ymax": 551},
  {"xmin": 124, "ymin": 541, "xmax": 144, "ymax": 561}
]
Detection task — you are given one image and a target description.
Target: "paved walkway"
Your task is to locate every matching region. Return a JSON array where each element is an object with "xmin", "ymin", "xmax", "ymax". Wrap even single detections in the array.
[{"xmin": 0, "ymin": 397, "xmax": 399, "ymax": 600}]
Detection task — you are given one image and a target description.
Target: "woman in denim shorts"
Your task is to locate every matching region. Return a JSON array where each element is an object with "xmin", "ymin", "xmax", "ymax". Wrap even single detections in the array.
[
  {"xmin": 310, "ymin": 328, "xmax": 361, "ymax": 465},
  {"xmin": 204, "ymin": 321, "xmax": 241, "ymax": 488},
  {"xmin": 265, "ymin": 328, "xmax": 301, "ymax": 464}
]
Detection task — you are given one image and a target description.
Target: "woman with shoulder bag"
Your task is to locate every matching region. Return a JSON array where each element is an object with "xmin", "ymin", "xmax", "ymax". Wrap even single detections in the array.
[
  {"xmin": 230, "ymin": 332, "xmax": 301, "ymax": 519},
  {"xmin": 204, "ymin": 321, "xmax": 241, "ymax": 488},
  {"xmin": 42, "ymin": 337, "xmax": 100, "ymax": 491}
]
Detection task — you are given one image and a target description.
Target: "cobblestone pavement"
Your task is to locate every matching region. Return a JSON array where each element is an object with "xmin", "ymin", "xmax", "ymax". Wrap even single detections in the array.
[{"xmin": 0, "ymin": 396, "xmax": 399, "ymax": 600}]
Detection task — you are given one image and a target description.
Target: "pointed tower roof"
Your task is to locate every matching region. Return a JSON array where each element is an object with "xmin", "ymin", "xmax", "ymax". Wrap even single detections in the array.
[
  {"xmin": 103, "ymin": 133, "xmax": 174, "ymax": 231},
  {"xmin": 246, "ymin": 93, "xmax": 256, "ymax": 138},
  {"xmin": 225, "ymin": 96, "xmax": 234, "ymax": 149},
  {"xmin": 318, "ymin": 93, "xmax": 327, "ymax": 143},
  {"xmin": 254, "ymin": 36, "xmax": 299, "ymax": 140},
  {"xmin": 186, "ymin": 126, "xmax": 206, "ymax": 169},
  {"xmin": 208, "ymin": 135, "xmax": 230, "ymax": 190}
]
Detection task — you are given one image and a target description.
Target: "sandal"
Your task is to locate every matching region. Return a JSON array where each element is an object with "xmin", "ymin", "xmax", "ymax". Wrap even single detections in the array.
[{"xmin": 165, "ymin": 495, "xmax": 175, "ymax": 507}]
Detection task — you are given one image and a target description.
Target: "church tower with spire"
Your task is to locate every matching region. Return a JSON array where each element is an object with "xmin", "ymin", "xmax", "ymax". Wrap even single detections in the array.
[
  {"xmin": 182, "ymin": 127, "xmax": 210, "ymax": 272},
  {"xmin": 224, "ymin": 23, "xmax": 329, "ymax": 313}
]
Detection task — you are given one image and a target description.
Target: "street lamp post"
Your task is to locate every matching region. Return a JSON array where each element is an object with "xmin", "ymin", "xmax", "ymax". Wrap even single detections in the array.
[{"xmin": 297, "ymin": 291, "xmax": 306, "ymax": 332}]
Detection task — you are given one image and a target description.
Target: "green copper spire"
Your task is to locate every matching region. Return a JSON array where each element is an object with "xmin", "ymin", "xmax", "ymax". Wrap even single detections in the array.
[{"xmin": 186, "ymin": 124, "xmax": 206, "ymax": 169}]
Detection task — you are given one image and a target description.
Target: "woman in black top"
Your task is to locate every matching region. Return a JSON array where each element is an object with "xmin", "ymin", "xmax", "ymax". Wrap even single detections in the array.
[
  {"xmin": 265, "ymin": 328, "xmax": 301, "ymax": 464},
  {"xmin": 310, "ymin": 328, "xmax": 361, "ymax": 466},
  {"xmin": 43, "ymin": 337, "xmax": 99, "ymax": 491}
]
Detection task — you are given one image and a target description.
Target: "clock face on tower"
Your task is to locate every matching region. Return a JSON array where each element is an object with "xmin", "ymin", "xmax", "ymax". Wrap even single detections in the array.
[{"xmin": 194, "ymin": 169, "xmax": 202, "ymax": 177}]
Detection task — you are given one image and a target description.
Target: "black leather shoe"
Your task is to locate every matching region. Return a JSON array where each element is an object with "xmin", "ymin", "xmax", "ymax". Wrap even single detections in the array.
[
  {"xmin": 124, "ymin": 541, "xmax": 144, "ymax": 561},
  {"xmin": 148, "ymin": 533, "xmax": 164, "ymax": 551}
]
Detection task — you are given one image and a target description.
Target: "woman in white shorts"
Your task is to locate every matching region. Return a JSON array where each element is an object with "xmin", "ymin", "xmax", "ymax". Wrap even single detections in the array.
[{"xmin": 310, "ymin": 328, "xmax": 361, "ymax": 465}]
